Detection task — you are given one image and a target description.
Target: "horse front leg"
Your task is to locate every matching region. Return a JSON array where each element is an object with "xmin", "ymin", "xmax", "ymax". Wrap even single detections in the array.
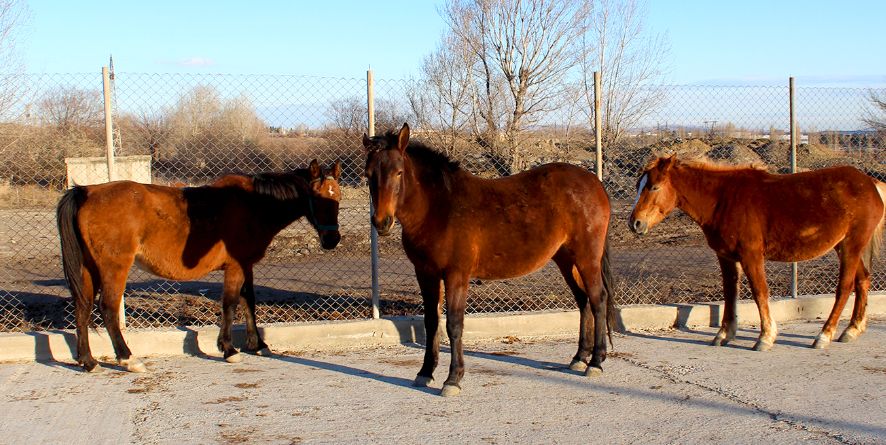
[
  {"xmin": 440, "ymin": 272, "xmax": 469, "ymax": 397},
  {"xmin": 712, "ymin": 256, "xmax": 740, "ymax": 346},
  {"xmin": 740, "ymin": 256, "xmax": 777, "ymax": 351},
  {"xmin": 218, "ymin": 267, "xmax": 246, "ymax": 363},
  {"xmin": 413, "ymin": 270, "xmax": 442, "ymax": 388},
  {"xmin": 240, "ymin": 267, "xmax": 270, "ymax": 356}
]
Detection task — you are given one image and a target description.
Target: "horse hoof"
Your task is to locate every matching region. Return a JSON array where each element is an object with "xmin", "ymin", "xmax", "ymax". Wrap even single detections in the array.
[
  {"xmin": 752, "ymin": 340, "xmax": 773, "ymax": 352},
  {"xmin": 440, "ymin": 384, "xmax": 461, "ymax": 397},
  {"xmin": 225, "ymin": 353, "xmax": 243, "ymax": 363},
  {"xmin": 812, "ymin": 336, "xmax": 830, "ymax": 350},
  {"xmin": 119, "ymin": 358, "xmax": 147, "ymax": 373},
  {"xmin": 585, "ymin": 366, "xmax": 603, "ymax": 377},
  {"xmin": 837, "ymin": 330, "xmax": 858, "ymax": 343},
  {"xmin": 710, "ymin": 337, "xmax": 728, "ymax": 347},
  {"xmin": 413, "ymin": 375, "xmax": 434, "ymax": 388},
  {"xmin": 255, "ymin": 347, "xmax": 273, "ymax": 357},
  {"xmin": 568, "ymin": 359, "xmax": 588, "ymax": 372},
  {"xmin": 85, "ymin": 363, "xmax": 103, "ymax": 373}
]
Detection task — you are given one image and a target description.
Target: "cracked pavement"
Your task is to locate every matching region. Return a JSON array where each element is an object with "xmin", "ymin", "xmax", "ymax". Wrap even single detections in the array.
[{"xmin": 1, "ymin": 318, "xmax": 884, "ymax": 444}]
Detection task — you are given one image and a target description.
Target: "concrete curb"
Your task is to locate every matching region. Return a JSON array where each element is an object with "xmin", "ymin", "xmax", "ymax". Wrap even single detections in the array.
[{"xmin": 1, "ymin": 293, "xmax": 884, "ymax": 364}]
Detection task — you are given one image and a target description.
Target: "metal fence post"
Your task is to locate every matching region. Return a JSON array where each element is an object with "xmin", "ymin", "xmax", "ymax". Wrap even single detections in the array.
[
  {"xmin": 367, "ymin": 69, "xmax": 380, "ymax": 319},
  {"xmin": 102, "ymin": 66, "xmax": 125, "ymax": 328},
  {"xmin": 789, "ymin": 76, "xmax": 798, "ymax": 298},
  {"xmin": 593, "ymin": 71, "xmax": 603, "ymax": 181}
]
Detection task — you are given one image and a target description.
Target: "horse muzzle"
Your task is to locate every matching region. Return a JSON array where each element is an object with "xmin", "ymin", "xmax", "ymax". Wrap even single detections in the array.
[
  {"xmin": 372, "ymin": 215, "xmax": 395, "ymax": 236},
  {"xmin": 320, "ymin": 231, "xmax": 341, "ymax": 250},
  {"xmin": 629, "ymin": 218, "xmax": 649, "ymax": 236}
]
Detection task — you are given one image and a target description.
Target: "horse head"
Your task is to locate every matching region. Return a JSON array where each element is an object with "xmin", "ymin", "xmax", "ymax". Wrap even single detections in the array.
[
  {"xmin": 306, "ymin": 159, "xmax": 342, "ymax": 249},
  {"xmin": 629, "ymin": 155, "xmax": 680, "ymax": 235},
  {"xmin": 362, "ymin": 123, "xmax": 410, "ymax": 236}
]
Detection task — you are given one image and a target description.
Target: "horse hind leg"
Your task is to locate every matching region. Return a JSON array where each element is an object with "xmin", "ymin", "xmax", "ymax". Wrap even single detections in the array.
[
  {"xmin": 553, "ymin": 253, "xmax": 592, "ymax": 373},
  {"xmin": 570, "ymin": 254, "xmax": 607, "ymax": 377},
  {"xmin": 75, "ymin": 266, "xmax": 101, "ymax": 372},
  {"xmin": 838, "ymin": 258, "xmax": 870, "ymax": 343},
  {"xmin": 814, "ymin": 244, "xmax": 861, "ymax": 349},
  {"xmin": 98, "ymin": 265, "xmax": 145, "ymax": 373}
]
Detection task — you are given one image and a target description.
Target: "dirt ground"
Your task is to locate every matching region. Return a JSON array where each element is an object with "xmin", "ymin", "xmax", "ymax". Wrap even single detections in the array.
[{"xmin": 1, "ymin": 318, "xmax": 884, "ymax": 444}]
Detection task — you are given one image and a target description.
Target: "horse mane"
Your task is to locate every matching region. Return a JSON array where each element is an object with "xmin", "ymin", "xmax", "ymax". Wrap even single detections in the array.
[
  {"xmin": 645, "ymin": 155, "xmax": 767, "ymax": 173},
  {"xmin": 251, "ymin": 169, "xmax": 311, "ymax": 200},
  {"xmin": 374, "ymin": 130, "xmax": 461, "ymax": 173}
]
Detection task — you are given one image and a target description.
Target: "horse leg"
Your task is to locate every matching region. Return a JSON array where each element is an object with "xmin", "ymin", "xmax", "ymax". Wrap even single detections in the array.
[
  {"xmin": 75, "ymin": 266, "xmax": 100, "ymax": 372},
  {"xmin": 98, "ymin": 266, "xmax": 145, "ymax": 372},
  {"xmin": 740, "ymin": 256, "xmax": 777, "ymax": 351},
  {"xmin": 711, "ymin": 256, "xmax": 740, "ymax": 346},
  {"xmin": 838, "ymin": 258, "xmax": 870, "ymax": 343},
  {"xmin": 217, "ymin": 266, "xmax": 246, "ymax": 363},
  {"xmin": 440, "ymin": 272, "xmax": 469, "ymax": 397},
  {"xmin": 413, "ymin": 270, "xmax": 442, "ymax": 388},
  {"xmin": 575, "ymin": 259, "xmax": 606, "ymax": 377},
  {"xmin": 814, "ymin": 245, "xmax": 861, "ymax": 349},
  {"xmin": 553, "ymin": 254, "xmax": 592, "ymax": 373},
  {"xmin": 240, "ymin": 267, "xmax": 270, "ymax": 356}
]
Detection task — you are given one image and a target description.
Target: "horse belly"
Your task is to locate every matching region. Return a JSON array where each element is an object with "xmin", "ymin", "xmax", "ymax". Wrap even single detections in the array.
[
  {"xmin": 133, "ymin": 245, "xmax": 225, "ymax": 281},
  {"xmin": 473, "ymin": 243, "xmax": 560, "ymax": 280}
]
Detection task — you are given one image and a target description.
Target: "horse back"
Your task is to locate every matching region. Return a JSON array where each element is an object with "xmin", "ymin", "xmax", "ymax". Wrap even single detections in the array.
[{"xmin": 75, "ymin": 180, "xmax": 236, "ymax": 279}]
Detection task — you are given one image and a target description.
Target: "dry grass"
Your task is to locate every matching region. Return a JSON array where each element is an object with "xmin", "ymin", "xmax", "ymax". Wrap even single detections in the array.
[{"xmin": 0, "ymin": 183, "xmax": 61, "ymax": 209}]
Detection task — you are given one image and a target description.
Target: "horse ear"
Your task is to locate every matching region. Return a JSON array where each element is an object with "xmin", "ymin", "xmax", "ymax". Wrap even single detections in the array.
[
  {"xmin": 362, "ymin": 133, "xmax": 372, "ymax": 151},
  {"xmin": 309, "ymin": 159, "xmax": 321, "ymax": 180},
  {"xmin": 332, "ymin": 160, "xmax": 342, "ymax": 180},
  {"xmin": 397, "ymin": 123, "xmax": 410, "ymax": 153},
  {"xmin": 660, "ymin": 155, "xmax": 676, "ymax": 173}
]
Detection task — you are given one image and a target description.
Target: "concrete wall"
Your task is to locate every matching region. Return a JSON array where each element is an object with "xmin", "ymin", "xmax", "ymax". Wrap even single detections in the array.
[
  {"xmin": 64, "ymin": 155, "xmax": 152, "ymax": 187},
  {"xmin": 1, "ymin": 293, "xmax": 883, "ymax": 364}
]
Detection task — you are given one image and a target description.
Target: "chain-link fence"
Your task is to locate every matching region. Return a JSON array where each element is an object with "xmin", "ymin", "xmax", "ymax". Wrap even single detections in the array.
[{"xmin": 0, "ymin": 71, "xmax": 883, "ymax": 333}]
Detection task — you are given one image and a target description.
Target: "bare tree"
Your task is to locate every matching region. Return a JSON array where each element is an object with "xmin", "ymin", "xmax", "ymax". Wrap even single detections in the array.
[
  {"xmin": 409, "ymin": 33, "xmax": 474, "ymax": 154},
  {"xmin": 443, "ymin": 0, "xmax": 592, "ymax": 172},
  {"xmin": 117, "ymin": 108, "xmax": 171, "ymax": 159},
  {"xmin": 327, "ymin": 96, "xmax": 412, "ymax": 136},
  {"xmin": 36, "ymin": 87, "xmax": 103, "ymax": 131},
  {"xmin": 0, "ymin": 0, "xmax": 28, "ymax": 119},
  {"xmin": 579, "ymin": 0, "xmax": 669, "ymax": 147},
  {"xmin": 863, "ymin": 89, "xmax": 886, "ymax": 133}
]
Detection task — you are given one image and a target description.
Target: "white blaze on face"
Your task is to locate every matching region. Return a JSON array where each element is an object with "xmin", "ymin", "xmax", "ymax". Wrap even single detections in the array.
[
  {"xmin": 328, "ymin": 185, "xmax": 334, "ymax": 196},
  {"xmin": 632, "ymin": 173, "xmax": 648, "ymax": 212}
]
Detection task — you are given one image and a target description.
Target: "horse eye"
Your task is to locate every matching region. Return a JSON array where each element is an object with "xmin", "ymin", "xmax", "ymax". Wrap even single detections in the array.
[
  {"xmin": 651, "ymin": 184, "xmax": 661, "ymax": 191},
  {"xmin": 396, "ymin": 171, "xmax": 403, "ymax": 177}
]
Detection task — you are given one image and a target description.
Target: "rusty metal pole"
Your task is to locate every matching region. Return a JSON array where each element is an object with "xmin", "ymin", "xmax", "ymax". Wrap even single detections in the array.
[
  {"xmin": 594, "ymin": 71, "xmax": 603, "ymax": 180},
  {"xmin": 102, "ymin": 65, "xmax": 124, "ymax": 327},
  {"xmin": 789, "ymin": 77, "xmax": 798, "ymax": 298},
  {"xmin": 367, "ymin": 69, "xmax": 380, "ymax": 319}
]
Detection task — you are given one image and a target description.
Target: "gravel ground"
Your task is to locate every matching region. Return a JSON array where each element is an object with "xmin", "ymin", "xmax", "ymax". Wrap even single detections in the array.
[{"xmin": 1, "ymin": 318, "xmax": 885, "ymax": 444}]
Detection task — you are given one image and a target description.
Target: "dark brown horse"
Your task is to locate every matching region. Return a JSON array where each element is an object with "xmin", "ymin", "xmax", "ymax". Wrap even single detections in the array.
[
  {"xmin": 57, "ymin": 160, "xmax": 342, "ymax": 372},
  {"xmin": 363, "ymin": 124, "xmax": 614, "ymax": 397},
  {"xmin": 629, "ymin": 156, "xmax": 885, "ymax": 350}
]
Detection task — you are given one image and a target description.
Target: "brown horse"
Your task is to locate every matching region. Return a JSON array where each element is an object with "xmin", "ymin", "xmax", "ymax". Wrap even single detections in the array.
[
  {"xmin": 629, "ymin": 156, "xmax": 885, "ymax": 350},
  {"xmin": 57, "ymin": 160, "xmax": 342, "ymax": 372},
  {"xmin": 363, "ymin": 124, "xmax": 614, "ymax": 397}
]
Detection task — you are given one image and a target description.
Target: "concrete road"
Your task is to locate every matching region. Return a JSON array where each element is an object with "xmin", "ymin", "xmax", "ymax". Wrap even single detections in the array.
[{"xmin": 1, "ymin": 318, "xmax": 884, "ymax": 444}]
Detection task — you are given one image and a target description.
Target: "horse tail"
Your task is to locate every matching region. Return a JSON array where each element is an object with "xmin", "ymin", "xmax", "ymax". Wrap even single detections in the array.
[
  {"xmin": 864, "ymin": 179, "xmax": 886, "ymax": 271},
  {"xmin": 602, "ymin": 235, "xmax": 617, "ymax": 349},
  {"xmin": 57, "ymin": 186, "xmax": 88, "ymax": 314}
]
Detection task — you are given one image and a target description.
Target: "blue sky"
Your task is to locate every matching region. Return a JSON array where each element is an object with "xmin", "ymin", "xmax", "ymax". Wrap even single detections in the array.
[{"xmin": 19, "ymin": 0, "xmax": 886, "ymax": 86}]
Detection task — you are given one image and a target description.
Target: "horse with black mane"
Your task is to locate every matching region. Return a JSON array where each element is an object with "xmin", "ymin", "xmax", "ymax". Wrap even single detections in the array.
[
  {"xmin": 629, "ymin": 156, "xmax": 885, "ymax": 350},
  {"xmin": 57, "ymin": 160, "xmax": 342, "ymax": 372},
  {"xmin": 363, "ymin": 123, "xmax": 614, "ymax": 397}
]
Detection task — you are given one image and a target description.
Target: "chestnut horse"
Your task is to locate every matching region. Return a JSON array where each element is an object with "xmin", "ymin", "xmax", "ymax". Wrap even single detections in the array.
[
  {"xmin": 363, "ymin": 124, "xmax": 614, "ymax": 397},
  {"xmin": 629, "ymin": 156, "xmax": 885, "ymax": 350},
  {"xmin": 57, "ymin": 160, "xmax": 342, "ymax": 372}
]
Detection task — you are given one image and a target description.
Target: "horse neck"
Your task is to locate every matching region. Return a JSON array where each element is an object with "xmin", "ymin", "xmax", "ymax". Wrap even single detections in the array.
[
  {"xmin": 670, "ymin": 164, "xmax": 728, "ymax": 226},
  {"xmin": 396, "ymin": 156, "xmax": 447, "ymax": 235}
]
